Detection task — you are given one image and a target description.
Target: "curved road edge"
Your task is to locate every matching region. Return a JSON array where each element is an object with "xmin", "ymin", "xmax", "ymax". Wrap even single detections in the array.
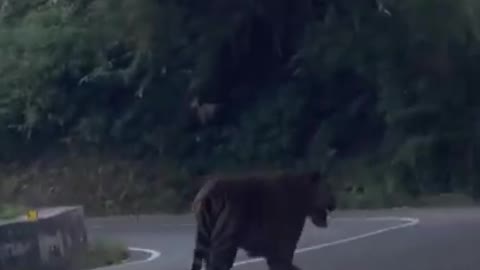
[{"xmin": 89, "ymin": 247, "xmax": 161, "ymax": 270}]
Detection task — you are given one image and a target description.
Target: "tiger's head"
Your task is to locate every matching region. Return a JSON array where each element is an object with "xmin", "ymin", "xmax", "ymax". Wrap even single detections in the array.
[{"xmin": 306, "ymin": 171, "xmax": 336, "ymax": 228}]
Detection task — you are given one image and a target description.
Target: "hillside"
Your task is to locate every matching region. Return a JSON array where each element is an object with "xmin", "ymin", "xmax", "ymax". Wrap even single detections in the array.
[{"xmin": 1, "ymin": 0, "xmax": 480, "ymax": 214}]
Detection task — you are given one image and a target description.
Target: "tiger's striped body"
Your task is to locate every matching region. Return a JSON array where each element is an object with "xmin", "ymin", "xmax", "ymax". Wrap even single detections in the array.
[{"xmin": 190, "ymin": 171, "xmax": 336, "ymax": 270}]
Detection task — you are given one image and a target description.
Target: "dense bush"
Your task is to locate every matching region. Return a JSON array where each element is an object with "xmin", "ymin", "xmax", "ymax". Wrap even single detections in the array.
[{"xmin": 1, "ymin": 0, "xmax": 480, "ymax": 211}]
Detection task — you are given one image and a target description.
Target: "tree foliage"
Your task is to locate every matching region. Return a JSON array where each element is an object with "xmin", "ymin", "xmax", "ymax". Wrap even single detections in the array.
[{"xmin": 2, "ymin": 0, "xmax": 480, "ymax": 208}]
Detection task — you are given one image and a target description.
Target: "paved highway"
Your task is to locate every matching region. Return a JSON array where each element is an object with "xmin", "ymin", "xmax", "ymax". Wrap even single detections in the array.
[{"xmin": 86, "ymin": 207, "xmax": 480, "ymax": 270}]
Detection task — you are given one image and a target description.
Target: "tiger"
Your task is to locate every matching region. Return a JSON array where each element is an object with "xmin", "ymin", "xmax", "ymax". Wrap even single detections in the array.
[{"xmin": 189, "ymin": 170, "xmax": 336, "ymax": 270}]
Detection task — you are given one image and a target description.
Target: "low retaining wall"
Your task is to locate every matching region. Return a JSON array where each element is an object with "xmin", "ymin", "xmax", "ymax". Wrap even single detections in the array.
[{"xmin": 0, "ymin": 206, "xmax": 88, "ymax": 270}]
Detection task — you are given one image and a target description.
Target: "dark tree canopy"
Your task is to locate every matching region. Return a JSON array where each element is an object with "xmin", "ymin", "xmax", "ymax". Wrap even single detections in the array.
[{"xmin": 1, "ymin": 0, "xmax": 480, "ymax": 212}]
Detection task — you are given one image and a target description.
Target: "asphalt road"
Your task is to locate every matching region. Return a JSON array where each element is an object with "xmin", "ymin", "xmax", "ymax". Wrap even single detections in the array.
[{"xmin": 86, "ymin": 207, "xmax": 480, "ymax": 270}]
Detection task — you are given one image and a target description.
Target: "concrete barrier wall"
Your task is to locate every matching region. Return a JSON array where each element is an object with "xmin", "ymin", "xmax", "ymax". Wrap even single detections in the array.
[{"xmin": 0, "ymin": 206, "xmax": 88, "ymax": 270}]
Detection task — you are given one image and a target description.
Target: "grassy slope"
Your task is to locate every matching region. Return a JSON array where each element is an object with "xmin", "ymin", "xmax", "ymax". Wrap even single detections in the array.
[
  {"xmin": 0, "ymin": 204, "xmax": 26, "ymax": 219},
  {"xmin": 79, "ymin": 240, "xmax": 129, "ymax": 269}
]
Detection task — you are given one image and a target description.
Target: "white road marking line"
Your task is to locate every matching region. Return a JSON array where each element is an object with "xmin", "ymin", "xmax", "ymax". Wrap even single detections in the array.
[
  {"xmin": 89, "ymin": 247, "xmax": 161, "ymax": 270},
  {"xmin": 233, "ymin": 216, "xmax": 420, "ymax": 267},
  {"xmin": 127, "ymin": 247, "xmax": 161, "ymax": 263}
]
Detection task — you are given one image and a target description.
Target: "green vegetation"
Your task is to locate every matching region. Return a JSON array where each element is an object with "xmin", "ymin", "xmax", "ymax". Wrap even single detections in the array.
[
  {"xmin": 78, "ymin": 240, "xmax": 129, "ymax": 269},
  {"xmin": 0, "ymin": 204, "xmax": 25, "ymax": 219},
  {"xmin": 1, "ymin": 0, "xmax": 480, "ymax": 213}
]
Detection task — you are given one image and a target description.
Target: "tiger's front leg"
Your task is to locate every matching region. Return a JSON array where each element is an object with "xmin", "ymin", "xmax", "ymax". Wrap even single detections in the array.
[
  {"xmin": 266, "ymin": 244, "xmax": 301, "ymax": 270},
  {"xmin": 266, "ymin": 258, "xmax": 301, "ymax": 270}
]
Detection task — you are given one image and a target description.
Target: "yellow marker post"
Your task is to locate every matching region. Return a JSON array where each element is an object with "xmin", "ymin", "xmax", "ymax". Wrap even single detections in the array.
[{"xmin": 26, "ymin": 209, "xmax": 38, "ymax": 222}]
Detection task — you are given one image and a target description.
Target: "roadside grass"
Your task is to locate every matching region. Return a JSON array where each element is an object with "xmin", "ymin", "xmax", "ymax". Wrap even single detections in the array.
[
  {"xmin": 78, "ymin": 240, "xmax": 129, "ymax": 269},
  {"xmin": 0, "ymin": 204, "xmax": 26, "ymax": 219},
  {"xmin": 329, "ymin": 157, "xmax": 479, "ymax": 210},
  {"xmin": 415, "ymin": 193, "xmax": 479, "ymax": 208}
]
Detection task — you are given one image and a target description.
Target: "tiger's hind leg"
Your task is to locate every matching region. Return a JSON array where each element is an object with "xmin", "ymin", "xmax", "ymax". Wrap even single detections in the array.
[
  {"xmin": 191, "ymin": 197, "xmax": 215, "ymax": 270},
  {"xmin": 206, "ymin": 202, "xmax": 240, "ymax": 270},
  {"xmin": 191, "ymin": 248, "xmax": 208, "ymax": 270},
  {"xmin": 191, "ymin": 227, "xmax": 210, "ymax": 270}
]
